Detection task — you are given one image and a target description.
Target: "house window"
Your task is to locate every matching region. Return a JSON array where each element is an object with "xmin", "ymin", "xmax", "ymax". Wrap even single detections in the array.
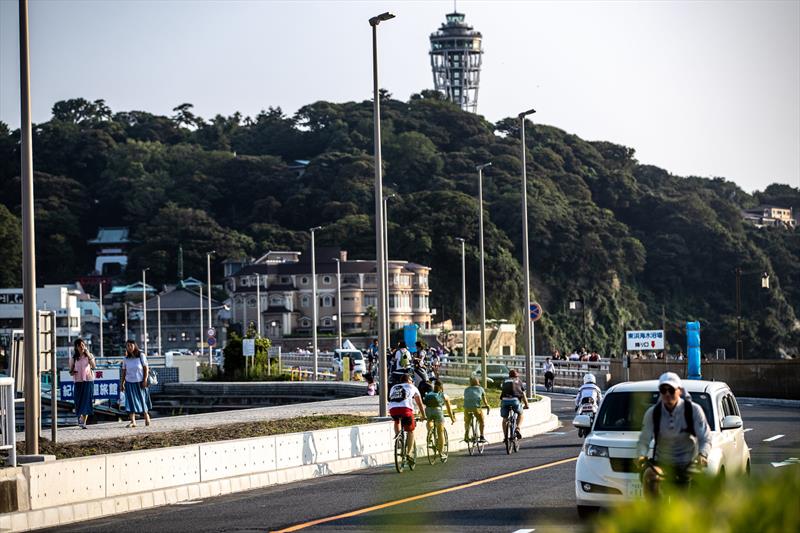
[
  {"xmin": 322, "ymin": 318, "xmax": 332, "ymax": 326},
  {"xmin": 301, "ymin": 295, "xmax": 310, "ymax": 307},
  {"xmin": 300, "ymin": 318, "xmax": 311, "ymax": 328},
  {"xmin": 301, "ymin": 276, "xmax": 309, "ymax": 285},
  {"xmin": 270, "ymin": 296, "xmax": 283, "ymax": 306},
  {"xmin": 240, "ymin": 277, "xmax": 249, "ymax": 286},
  {"xmin": 323, "ymin": 275, "xmax": 332, "ymax": 284},
  {"xmin": 364, "ymin": 294, "xmax": 377, "ymax": 307},
  {"xmin": 322, "ymin": 295, "xmax": 334, "ymax": 307}
]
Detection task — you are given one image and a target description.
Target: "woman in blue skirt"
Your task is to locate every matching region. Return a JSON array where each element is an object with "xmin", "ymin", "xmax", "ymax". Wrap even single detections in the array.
[
  {"xmin": 70, "ymin": 338, "xmax": 96, "ymax": 429},
  {"xmin": 121, "ymin": 339, "xmax": 152, "ymax": 428}
]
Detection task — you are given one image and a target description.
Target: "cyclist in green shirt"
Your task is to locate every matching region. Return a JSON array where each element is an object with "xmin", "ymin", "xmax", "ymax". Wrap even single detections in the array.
[
  {"xmin": 463, "ymin": 376, "xmax": 491, "ymax": 443},
  {"xmin": 423, "ymin": 380, "xmax": 456, "ymax": 459}
]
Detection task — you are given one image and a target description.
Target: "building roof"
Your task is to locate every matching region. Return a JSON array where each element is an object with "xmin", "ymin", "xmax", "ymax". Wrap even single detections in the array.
[
  {"xmin": 133, "ymin": 286, "xmax": 224, "ymax": 311},
  {"xmin": 88, "ymin": 227, "xmax": 131, "ymax": 245},
  {"xmin": 108, "ymin": 282, "xmax": 157, "ymax": 295}
]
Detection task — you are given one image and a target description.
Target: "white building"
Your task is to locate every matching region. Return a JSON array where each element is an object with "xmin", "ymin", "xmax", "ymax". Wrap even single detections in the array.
[{"xmin": 0, "ymin": 285, "xmax": 82, "ymax": 358}]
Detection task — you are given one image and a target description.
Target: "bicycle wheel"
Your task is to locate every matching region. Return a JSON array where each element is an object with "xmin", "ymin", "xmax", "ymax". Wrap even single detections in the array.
[
  {"xmin": 426, "ymin": 425, "xmax": 437, "ymax": 465},
  {"xmin": 466, "ymin": 417, "xmax": 476, "ymax": 456},
  {"xmin": 505, "ymin": 416, "xmax": 514, "ymax": 455},
  {"xmin": 513, "ymin": 426, "xmax": 519, "ymax": 453},
  {"xmin": 441, "ymin": 427, "xmax": 449, "ymax": 463},
  {"xmin": 394, "ymin": 432, "xmax": 405, "ymax": 473},
  {"xmin": 475, "ymin": 418, "xmax": 485, "ymax": 455}
]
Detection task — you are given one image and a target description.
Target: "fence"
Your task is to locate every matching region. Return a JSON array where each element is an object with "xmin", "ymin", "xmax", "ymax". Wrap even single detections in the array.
[{"xmin": 1, "ymin": 377, "xmax": 16, "ymax": 467}]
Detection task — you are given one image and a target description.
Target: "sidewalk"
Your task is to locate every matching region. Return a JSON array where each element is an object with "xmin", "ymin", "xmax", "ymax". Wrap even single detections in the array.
[{"xmin": 18, "ymin": 382, "xmax": 469, "ymax": 445}]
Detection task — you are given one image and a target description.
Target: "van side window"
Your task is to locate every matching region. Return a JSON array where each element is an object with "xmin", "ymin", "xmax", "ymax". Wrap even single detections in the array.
[{"xmin": 727, "ymin": 394, "xmax": 741, "ymax": 417}]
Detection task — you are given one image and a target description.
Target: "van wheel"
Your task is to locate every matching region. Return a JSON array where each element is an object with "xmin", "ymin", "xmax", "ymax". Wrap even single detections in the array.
[{"xmin": 577, "ymin": 506, "xmax": 598, "ymax": 519}]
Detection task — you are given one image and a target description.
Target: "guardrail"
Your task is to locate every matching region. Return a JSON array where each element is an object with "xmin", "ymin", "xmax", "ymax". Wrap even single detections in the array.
[
  {"xmin": 439, "ymin": 358, "xmax": 610, "ymax": 388},
  {"xmin": 1, "ymin": 376, "xmax": 16, "ymax": 467}
]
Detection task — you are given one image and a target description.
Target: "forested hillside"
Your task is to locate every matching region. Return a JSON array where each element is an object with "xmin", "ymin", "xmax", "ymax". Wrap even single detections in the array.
[{"xmin": 0, "ymin": 93, "xmax": 797, "ymax": 357}]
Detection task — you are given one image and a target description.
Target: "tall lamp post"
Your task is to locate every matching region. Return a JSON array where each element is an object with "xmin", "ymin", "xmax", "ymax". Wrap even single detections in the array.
[
  {"xmin": 383, "ymin": 193, "xmax": 396, "ymax": 351},
  {"xmin": 157, "ymin": 294, "xmax": 162, "ymax": 356},
  {"xmin": 310, "ymin": 226, "xmax": 323, "ymax": 379},
  {"xmin": 477, "ymin": 162, "xmax": 491, "ymax": 388},
  {"xmin": 99, "ymin": 282, "xmax": 104, "ymax": 357},
  {"xmin": 735, "ymin": 267, "xmax": 770, "ymax": 360},
  {"xmin": 333, "ymin": 258, "xmax": 343, "ymax": 349},
  {"xmin": 206, "ymin": 251, "xmax": 215, "ymax": 366},
  {"xmin": 256, "ymin": 274, "xmax": 262, "ymax": 337},
  {"xmin": 142, "ymin": 268, "xmax": 150, "ymax": 356},
  {"xmin": 370, "ymin": 11, "xmax": 394, "ymax": 417},
  {"xmin": 456, "ymin": 237, "xmax": 468, "ymax": 363},
  {"xmin": 519, "ymin": 108, "xmax": 537, "ymax": 398}
]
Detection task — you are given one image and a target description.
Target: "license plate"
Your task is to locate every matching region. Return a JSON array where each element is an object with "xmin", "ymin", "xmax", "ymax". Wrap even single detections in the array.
[{"xmin": 626, "ymin": 480, "xmax": 643, "ymax": 498}]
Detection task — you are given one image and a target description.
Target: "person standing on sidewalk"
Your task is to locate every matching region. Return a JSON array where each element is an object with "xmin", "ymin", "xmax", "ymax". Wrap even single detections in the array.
[
  {"xmin": 121, "ymin": 339, "xmax": 152, "ymax": 428},
  {"xmin": 70, "ymin": 338, "xmax": 96, "ymax": 429}
]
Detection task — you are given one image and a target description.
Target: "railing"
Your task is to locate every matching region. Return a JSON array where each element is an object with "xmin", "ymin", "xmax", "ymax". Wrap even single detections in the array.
[
  {"xmin": 1, "ymin": 376, "xmax": 16, "ymax": 467},
  {"xmin": 438, "ymin": 356, "xmax": 609, "ymax": 388}
]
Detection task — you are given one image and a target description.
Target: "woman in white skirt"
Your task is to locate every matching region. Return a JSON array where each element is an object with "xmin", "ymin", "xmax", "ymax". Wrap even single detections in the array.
[{"xmin": 121, "ymin": 339, "xmax": 152, "ymax": 427}]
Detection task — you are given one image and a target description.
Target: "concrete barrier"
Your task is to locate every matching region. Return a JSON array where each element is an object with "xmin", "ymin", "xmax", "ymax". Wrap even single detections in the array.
[{"xmin": 0, "ymin": 398, "xmax": 558, "ymax": 532}]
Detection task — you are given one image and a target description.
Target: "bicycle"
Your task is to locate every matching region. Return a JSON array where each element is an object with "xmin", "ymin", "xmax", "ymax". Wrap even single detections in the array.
[
  {"xmin": 505, "ymin": 408, "xmax": 520, "ymax": 454},
  {"xmin": 426, "ymin": 418, "xmax": 449, "ymax": 464},
  {"xmin": 465, "ymin": 407, "xmax": 489, "ymax": 456},
  {"xmin": 394, "ymin": 420, "xmax": 418, "ymax": 473}
]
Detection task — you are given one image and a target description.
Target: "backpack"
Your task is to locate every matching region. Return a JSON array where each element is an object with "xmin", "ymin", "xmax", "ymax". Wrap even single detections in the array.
[
  {"xmin": 652, "ymin": 398, "xmax": 695, "ymax": 454},
  {"xmin": 423, "ymin": 391, "xmax": 443, "ymax": 408}
]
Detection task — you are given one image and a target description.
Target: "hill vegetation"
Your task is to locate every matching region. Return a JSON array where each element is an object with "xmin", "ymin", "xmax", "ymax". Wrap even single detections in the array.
[{"xmin": 0, "ymin": 93, "xmax": 797, "ymax": 357}]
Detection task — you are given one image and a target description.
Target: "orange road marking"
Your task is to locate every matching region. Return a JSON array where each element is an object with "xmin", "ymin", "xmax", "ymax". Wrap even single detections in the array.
[{"xmin": 271, "ymin": 456, "xmax": 578, "ymax": 532}]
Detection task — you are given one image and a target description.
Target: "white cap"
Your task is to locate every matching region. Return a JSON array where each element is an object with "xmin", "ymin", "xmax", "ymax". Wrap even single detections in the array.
[{"xmin": 658, "ymin": 372, "xmax": 682, "ymax": 390}]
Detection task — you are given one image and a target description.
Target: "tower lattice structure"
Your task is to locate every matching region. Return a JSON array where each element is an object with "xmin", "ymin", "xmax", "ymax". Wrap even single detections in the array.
[{"xmin": 429, "ymin": 11, "xmax": 483, "ymax": 113}]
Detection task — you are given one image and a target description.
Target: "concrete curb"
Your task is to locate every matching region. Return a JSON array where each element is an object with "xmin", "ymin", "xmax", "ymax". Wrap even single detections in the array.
[{"xmin": 0, "ymin": 404, "xmax": 559, "ymax": 532}]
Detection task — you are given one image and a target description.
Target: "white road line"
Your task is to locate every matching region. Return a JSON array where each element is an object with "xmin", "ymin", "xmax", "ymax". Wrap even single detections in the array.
[
  {"xmin": 743, "ymin": 428, "xmax": 753, "ymax": 433},
  {"xmin": 511, "ymin": 529, "xmax": 535, "ymax": 533},
  {"xmin": 763, "ymin": 434, "xmax": 785, "ymax": 442},
  {"xmin": 771, "ymin": 458, "xmax": 800, "ymax": 468}
]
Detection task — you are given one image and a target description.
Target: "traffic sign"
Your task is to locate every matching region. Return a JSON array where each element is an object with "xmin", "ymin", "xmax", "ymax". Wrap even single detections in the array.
[
  {"xmin": 207, "ymin": 328, "xmax": 216, "ymax": 338},
  {"xmin": 529, "ymin": 302, "xmax": 543, "ymax": 321},
  {"xmin": 207, "ymin": 336, "xmax": 217, "ymax": 347},
  {"xmin": 242, "ymin": 338, "xmax": 255, "ymax": 357}
]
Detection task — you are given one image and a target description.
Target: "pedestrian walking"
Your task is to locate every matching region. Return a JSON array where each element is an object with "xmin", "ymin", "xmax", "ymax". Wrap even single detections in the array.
[
  {"xmin": 121, "ymin": 339, "xmax": 152, "ymax": 428},
  {"xmin": 70, "ymin": 338, "xmax": 95, "ymax": 429}
]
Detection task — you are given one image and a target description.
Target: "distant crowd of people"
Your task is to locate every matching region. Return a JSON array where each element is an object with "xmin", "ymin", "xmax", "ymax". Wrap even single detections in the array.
[{"xmin": 550, "ymin": 348, "xmax": 604, "ymax": 362}]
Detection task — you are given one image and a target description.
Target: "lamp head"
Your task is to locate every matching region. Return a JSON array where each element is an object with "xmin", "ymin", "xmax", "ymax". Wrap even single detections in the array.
[
  {"xmin": 310, "ymin": 226, "xmax": 323, "ymax": 232},
  {"xmin": 476, "ymin": 162, "xmax": 492, "ymax": 171},
  {"xmin": 518, "ymin": 108, "xmax": 537, "ymax": 118},
  {"xmin": 369, "ymin": 12, "xmax": 395, "ymax": 26}
]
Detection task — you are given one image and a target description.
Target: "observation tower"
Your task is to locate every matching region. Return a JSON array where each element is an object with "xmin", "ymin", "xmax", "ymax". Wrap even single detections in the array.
[{"xmin": 429, "ymin": 9, "xmax": 484, "ymax": 113}]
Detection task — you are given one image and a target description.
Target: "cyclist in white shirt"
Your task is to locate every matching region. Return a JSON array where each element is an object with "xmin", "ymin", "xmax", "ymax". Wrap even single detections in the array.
[{"xmin": 388, "ymin": 373, "xmax": 426, "ymax": 465}]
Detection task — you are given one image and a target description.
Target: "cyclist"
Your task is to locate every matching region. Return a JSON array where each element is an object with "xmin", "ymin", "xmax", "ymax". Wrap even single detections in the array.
[
  {"xmin": 463, "ymin": 376, "xmax": 491, "ymax": 443},
  {"xmin": 500, "ymin": 369, "xmax": 529, "ymax": 441},
  {"xmin": 636, "ymin": 372, "xmax": 711, "ymax": 496},
  {"xmin": 543, "ymin": 357, "xmax": 556, "ymax": 391},
  {"xmin": 388, "ymin": 373, "xmax": 426, "ymax": 466},
  {"xmin": 423, "ymin": 380, "xmax": 456, "ymax": 459},
  {"xmin": 574, "ymin": 373, "xmax": 602, "ymax": 412},
  {"xmin": 390, "ymin": 341, "xmax": 412, "ymax": 386}
]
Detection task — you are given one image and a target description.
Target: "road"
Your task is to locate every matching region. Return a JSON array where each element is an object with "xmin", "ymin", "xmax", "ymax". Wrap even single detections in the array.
[{"xmin": 48, "ymin": 395, "xmax": 800, "ymax": 533}]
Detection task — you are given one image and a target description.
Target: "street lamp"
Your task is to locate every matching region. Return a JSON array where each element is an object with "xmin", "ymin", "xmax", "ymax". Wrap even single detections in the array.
[
  {"xmin": 256, "ymin": 273, "xmax": 262, "ymax": 338},
  {"xmin": 332, "ymin": 258, "xmax": 343, "ymax": 349},
  {"xmin": 456, "ymin": 237, "xmax": 468, "ymax": 363},
  {"xmin": 142, "ymin": 268, "xmax": 150, "ymax": 356},
  {"xmin": 370, "ymin": 11, "xmax": 394, "ymax": 417},
  {"xmin": 99, "ymin": 281, "xmax": 104, "ymax": 357},
  {"xmin": 206, "ymin": 250, "xmax": 215, "ymax": 366},
  {"xmin": 519, "ymin": 108, "xmax": 536, "ymax": 398},
  {"xmin": 735, "ymin": 267, "xmax": 770, "ymax": 360},
  {"xmin": 568, "ymin": 297, "xmax": 586, "ymax": 350},
  {"xmin": 477, "ymin": 162, "xmax": 491, "ymax": 388},
  {"xmin": 310, "ymin": 226, "xmax": 323, "ymax": 379},
  {"xmin": 383, "ymin": 193, "xmax": 397, "ymax": 351},
  {"xmin": 157, "ymin": 294, "xmax": 162, "ymax": 356}
]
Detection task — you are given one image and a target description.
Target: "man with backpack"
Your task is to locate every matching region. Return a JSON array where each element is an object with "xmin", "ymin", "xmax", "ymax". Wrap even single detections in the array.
[
  {"xmin": 636, "ymin": 372, "xmax": 711, "ymax": 496},
  {"xmin": 390, "ymin": 341, "xmax": 412, "ymax": 386}
]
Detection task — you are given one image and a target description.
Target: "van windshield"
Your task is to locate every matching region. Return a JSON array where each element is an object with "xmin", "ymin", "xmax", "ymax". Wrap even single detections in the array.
[{"xmin": 594, "ymin": 391, "xmax": 715, "ymax": 431}]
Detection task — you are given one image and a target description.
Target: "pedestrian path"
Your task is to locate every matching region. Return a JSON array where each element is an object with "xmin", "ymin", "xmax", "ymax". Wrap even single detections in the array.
[{"xmin": 18, "ymin": 382, "xmax": 468, "ymax": 445}]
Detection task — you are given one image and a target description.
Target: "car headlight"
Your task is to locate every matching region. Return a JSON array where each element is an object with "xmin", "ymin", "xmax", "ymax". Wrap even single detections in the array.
[{"xmin": 583, "ymin": 444, "xmax": 610, "ymax": 457}]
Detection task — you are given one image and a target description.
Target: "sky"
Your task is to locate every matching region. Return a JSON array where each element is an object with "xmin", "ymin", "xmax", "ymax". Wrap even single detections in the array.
[{"xmin": 1, "ymin": 0, "xmax": 798, "ymax": 193}]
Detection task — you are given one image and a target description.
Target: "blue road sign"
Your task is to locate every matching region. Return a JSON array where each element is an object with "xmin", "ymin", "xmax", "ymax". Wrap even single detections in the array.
[
  {"xmin": 207, "ymin": 336, "xmax": 217, "ymax": 346},
  {"xmin": 529, "ymin": 302, "xmax": 543, "ymax": 321}
]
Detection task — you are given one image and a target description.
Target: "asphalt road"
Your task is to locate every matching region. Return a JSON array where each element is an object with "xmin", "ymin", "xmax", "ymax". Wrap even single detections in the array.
[{"xmin": 47, "ymin": 394, "xmax": 800, "ymax": 533}]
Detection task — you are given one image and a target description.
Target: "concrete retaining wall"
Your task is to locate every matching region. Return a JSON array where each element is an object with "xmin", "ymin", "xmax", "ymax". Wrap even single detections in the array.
[
  {"xmin": 0, "ymin": 398, "xmax": 557, "ymax": 531},
  {"xmin": 608, "ymin": 359, "xmax": 800, "ymax": 399}
]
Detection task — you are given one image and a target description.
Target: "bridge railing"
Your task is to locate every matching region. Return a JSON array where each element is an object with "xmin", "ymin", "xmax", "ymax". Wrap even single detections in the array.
[{"xmin": 438, "ymin": 357, "xmax": 609, "ymax": 387}]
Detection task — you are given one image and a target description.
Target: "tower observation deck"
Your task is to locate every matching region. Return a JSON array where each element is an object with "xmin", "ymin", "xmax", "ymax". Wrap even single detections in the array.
[{"xmin": 429, "ymin": 11, "xmax": 483, "ymax": 113}]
